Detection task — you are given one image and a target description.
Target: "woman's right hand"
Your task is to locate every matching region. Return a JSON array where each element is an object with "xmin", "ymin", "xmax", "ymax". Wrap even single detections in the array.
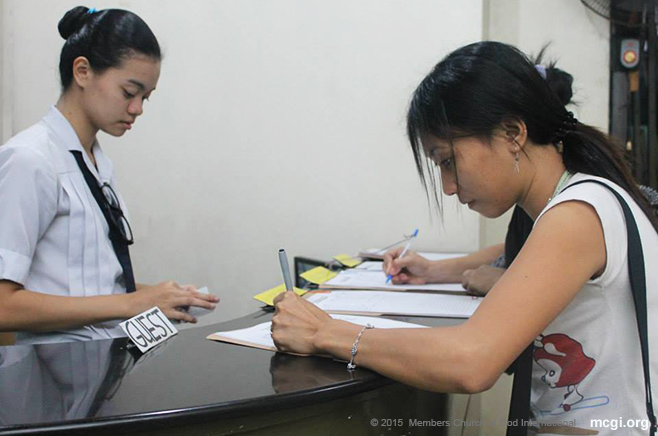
[
  {"xmin": 130, "ymin": 281, "xmax": 219, "ymax": 323},
  {"xmin": 382, "ymin": 247, "xmax": 432, "ymax": 284}
]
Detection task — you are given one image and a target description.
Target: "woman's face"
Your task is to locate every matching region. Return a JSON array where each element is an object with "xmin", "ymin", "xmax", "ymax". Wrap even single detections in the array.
[
  {"xmin": 424, "ymin": 134, "xmax": 520, "ymax": 218},
  {"xmin": 82, "ymin": 54, "xmax": 161, "ymax": 137}
]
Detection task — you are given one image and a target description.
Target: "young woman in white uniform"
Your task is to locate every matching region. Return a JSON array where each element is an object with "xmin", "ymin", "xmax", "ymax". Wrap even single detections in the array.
[{"xmin": 0, "ymin": 6, "xmax": 219, "ymax": 344}]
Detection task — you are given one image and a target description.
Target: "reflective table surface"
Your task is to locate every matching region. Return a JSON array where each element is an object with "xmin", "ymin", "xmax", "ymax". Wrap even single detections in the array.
[{"xmin": 0, "ymin": 311, "xmax": 464, "ymax": 435}]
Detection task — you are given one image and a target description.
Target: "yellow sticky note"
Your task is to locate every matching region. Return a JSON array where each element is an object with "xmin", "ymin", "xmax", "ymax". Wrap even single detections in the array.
[
  {"xmin": 300, "ymin": 266, "xmax": 338, "ymax": 285},
  {"xmin": 253, "ymin": 284, "xmax": 306, "ymax": 306},
  {"xmin": 333, "ymin": 254, "xmax": 362, "ymax": 268}
]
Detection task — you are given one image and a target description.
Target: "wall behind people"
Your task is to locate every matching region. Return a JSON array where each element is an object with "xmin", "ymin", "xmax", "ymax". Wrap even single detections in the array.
[
  {"xmin": 0, "ymin": 0, "xmax": 6, "ymax": 144},
  {"xmin": 479, "ymin": 0, "xmax": 610, "ymax": 248},
  {"xmin": 0, "ymin": 0, "xmax": 483, "ymax": 323}
]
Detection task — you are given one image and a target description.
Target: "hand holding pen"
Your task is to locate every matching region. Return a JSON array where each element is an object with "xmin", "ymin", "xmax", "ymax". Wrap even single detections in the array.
[
  {"xmin": 383, "ymin": 230, "xmax": 432, "ymax": 284},
  {"xmin": 384, "ymin": 229, "xmax": 418, "ymax": 283},
  {"xmin": 278, "ymin": 249, "xmax": 294, "ymax": 291}
]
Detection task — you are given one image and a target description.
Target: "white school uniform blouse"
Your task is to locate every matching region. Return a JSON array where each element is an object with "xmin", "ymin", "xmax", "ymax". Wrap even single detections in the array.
[{"xmin": 0, "ymin": 106, "xmax": 130, "ymax": 344}]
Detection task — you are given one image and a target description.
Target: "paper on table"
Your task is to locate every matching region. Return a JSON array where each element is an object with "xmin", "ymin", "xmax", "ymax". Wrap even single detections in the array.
[
  {"xmin": 206, "ymin": 314, "xmax": 427, "ymax": 352},
  {"xmin": 253, "ymin": 284, "xmax": 307, "ymax": 306},
  {"xmin": 322, "ymin": 270, "xmax": 466, "ymax": 293},
  {"xmin": 354, "ymin": 261, "xmax": 385, "ymax": 271},
  {"xmin": 306, "ymin": 290, "xmax": 481, "ymax": 318},
  {"xmin": 333, "ymin": 254, "xmax": 362, "ymax": 268},
  {"xmin": 300, "ymin": 266, "xmax": 338, "ymax": 284},
  {"xmin": 418, "ymin": 252, "xmax": 469, "ymax": 261},
  {"xmin": 358, "ymin": 249, "xmax": 468, "ymax": 261}
]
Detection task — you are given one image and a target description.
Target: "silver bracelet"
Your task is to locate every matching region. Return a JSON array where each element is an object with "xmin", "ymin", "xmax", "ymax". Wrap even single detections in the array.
[{"xmin": 347, "ymin": 323, "xmax": 374, "ymax": 371}]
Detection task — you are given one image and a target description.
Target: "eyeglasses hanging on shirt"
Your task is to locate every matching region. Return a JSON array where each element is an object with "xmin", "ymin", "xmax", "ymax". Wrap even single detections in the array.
[
  {"xmin": 100, "ymin": 183, "xmax": 134, "ymax": 245},
  {"xmin": 70, "ymin": 151, "xmax": 137, "ymax": 293}
]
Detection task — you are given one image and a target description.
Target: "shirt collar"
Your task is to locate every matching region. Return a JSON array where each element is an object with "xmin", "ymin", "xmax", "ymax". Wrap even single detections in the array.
[{"xmin": 43, "ymin": 106, "xmax": 115, "ymax": 183}]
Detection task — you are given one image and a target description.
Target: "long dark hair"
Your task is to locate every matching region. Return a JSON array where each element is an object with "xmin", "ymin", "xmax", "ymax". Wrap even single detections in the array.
[
  {"xmin": 407, "ymin": 41, "xmax": 658, "ymax": 231},
  {"xmin": 58, "ymin": 6, "xmax": 161, "ymax": 90}
]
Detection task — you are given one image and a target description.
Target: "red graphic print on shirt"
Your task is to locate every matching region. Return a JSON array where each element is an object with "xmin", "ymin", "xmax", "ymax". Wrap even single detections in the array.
[{"xmin": 534, "ymin": 333, "xmax": 596, "ymax": 412}]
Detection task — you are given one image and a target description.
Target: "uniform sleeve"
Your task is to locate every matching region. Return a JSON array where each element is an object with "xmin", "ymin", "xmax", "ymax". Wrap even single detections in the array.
[{"xmin": 0, "ymin": 145, "xmax": 59, "ymax": 285}]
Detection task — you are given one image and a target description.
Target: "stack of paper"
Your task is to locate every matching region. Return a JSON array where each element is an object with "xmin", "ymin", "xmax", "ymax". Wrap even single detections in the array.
[
  {"xmin": 322, "ymin": 270, "xmax": 466, "ymax": 293},
  {"xmin": 358, "ymin": 249, "xmax": 468, "ymax": 261},
  {"xmin": 306, "ymin": 290, "xmax": 481, "ymax": 318},
  {"xmin": 417, "ymin": 252, "xmax": 469, "ymax": 261},
  {"xmin": 354, "ymin": 261, "xmax": 386, "ymax": 271},
  {"xmin": 207, "ymin": 314, "xmax": 427, "ymax": 352}
]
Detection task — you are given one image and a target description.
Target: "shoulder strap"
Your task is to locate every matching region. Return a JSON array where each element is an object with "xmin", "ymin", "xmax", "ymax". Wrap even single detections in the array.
[
  {"xmin": 69, "ymin": 151, "xmax": 137, "ymax": 293},
  {"xmin": 564, "ymin": 179, "xmax": 656, "ymax": 435},
  {"xmin": 506, "ymin": 344, "xmax": 534, "ymax": 436},
  {"xmin": 505, "ymin": 206, "xmax": 536, "ymax": 436}
]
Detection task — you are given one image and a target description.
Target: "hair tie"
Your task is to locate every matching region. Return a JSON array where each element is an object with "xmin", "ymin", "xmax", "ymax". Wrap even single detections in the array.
[
  {"xmin": 87, "ymin": 7, "xmax": 97, "ymax": 14},
  {"xmin": 535, "ymin": 64, "xmax": 547, "ymax": 79},
  {"xmin": 552, "ymin": 111, "xmax": 578, "ymax": 143}
]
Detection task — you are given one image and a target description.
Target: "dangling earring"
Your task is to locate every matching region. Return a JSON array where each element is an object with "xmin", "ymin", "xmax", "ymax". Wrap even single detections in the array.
[
  {"xmin": 556, "ymin": 140, "xmax": 564, "ymax": 154},
  {"xmin": 510, "ymin": 136, "xmax": 522, "ymax": 174}
]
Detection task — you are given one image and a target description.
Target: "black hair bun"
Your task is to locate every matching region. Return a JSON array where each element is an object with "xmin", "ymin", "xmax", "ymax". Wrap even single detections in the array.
[
  {"xmin": 58, "ymin": 6, "xmax": 92, "ymax": 39},
  {"xmin": 545, "ymin": 66, "xmax": 574, "ymax": 107}
]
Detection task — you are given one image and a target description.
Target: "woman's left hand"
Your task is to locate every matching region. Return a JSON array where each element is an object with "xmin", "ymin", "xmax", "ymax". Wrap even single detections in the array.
[
  {"xmin": 271, "ymin": 291, "xmax": 333, "ymax": 355},
  {"xmin": 461, "ymin": 265, "xmax": 505, "ymax": 296}
]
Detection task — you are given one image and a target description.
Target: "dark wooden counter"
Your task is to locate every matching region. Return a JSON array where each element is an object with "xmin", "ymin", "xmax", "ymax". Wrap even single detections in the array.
[{"xmin": 0, "ymin": 311, "xmax": 471, "ymax": 436}]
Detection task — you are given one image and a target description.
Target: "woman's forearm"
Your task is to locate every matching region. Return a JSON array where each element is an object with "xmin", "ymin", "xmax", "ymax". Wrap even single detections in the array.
[
  {"xmin": 0, "ymin": 282, "xmax": 133, "ymax": 332},
  {"xmin": 313, "ymin": 319, "xmax": 493, "ymax": 394},
  {"xmin": 426, "ymin": 243, "xmax": 505, "ymax": 282}
]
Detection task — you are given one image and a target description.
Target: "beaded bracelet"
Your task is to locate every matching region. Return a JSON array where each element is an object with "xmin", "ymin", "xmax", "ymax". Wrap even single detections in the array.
[{"xmin": 347, "ymin": 324, "xmax": 374, "ymax": 371}]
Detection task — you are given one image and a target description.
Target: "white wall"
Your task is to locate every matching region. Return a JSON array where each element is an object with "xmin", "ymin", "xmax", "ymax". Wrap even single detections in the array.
[
  {"xmin": 0, "ymin": 0, "xmax": 3, "ymax": 144},
  {"xmin": 480, "ymin": 0, "xmax": 610, "ymax": 248},
  {"xmin": 2, "ymin": 0, "xmax": 483, "ymax": 324},
  {"xmin": 0, "ymin": 0, "xmax": 9, "ymax": 144}
]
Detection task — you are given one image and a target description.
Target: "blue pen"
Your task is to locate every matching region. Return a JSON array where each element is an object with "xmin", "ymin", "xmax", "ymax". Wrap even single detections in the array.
[{"xmin": 385, "ymin": 229, "xmax": 418, "ymax": 284}]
